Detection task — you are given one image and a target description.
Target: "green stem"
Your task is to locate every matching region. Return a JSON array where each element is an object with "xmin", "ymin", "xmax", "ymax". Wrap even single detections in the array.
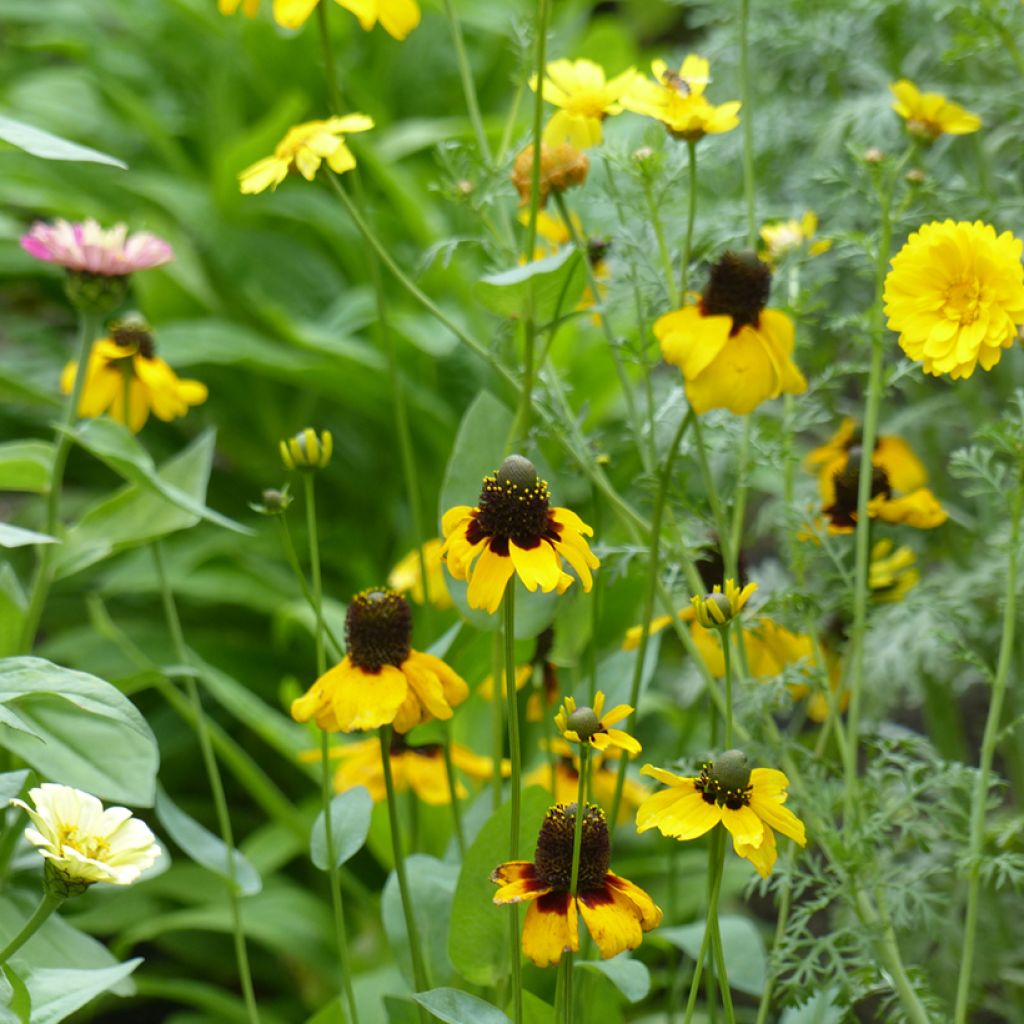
[
  {"xmin": 739, "ymin": 0, "xmax": 756, "ymax": 248},
  {"xmin": 442, "ymin": 0, "xmax": 491, "ymax": 161},
  {"xmin": 642, "ymin": 174, "xmax": 679, "ymax": 307},
  {"xmin": 691, "ymin": 416, "xmax": 732, "ymax": 573},
  {"xmin": 754, "ymin": 852, "xmax": 792, "ymax": 1024},
  {"xmin": 721, "ymin": 624, "xmax": 734, "ymax": 747},
  {"xmin": 565, "ymin": 746, "xmax": 589, "ymax": 1024},
  {"xmin": 379, "ymin": 726, "xmax": 431, "ymax": 1020},
  {"xmin": 151, "ymin": 543, "xmax": 260, "ymax": 1024},
  {"xmin": 19, "ymin": 310, "xmax": 102, "ymax": 652},
  {"xmin": 503, "ymin": 579, "xmax": 524, "ymax": 1024},
  {"xmin": 681, "ymin": 141, "xmax": 698, "ymax": 298},
  {"xmin": 954, "ymin": 460, "xmax": 1024, "ymax": 1024},
  {"xmin": 682, "ymin": 829, "xmax": 727, "ymax": 1024},
  {"xmin": 491, "ymin": 631, "xmax": 504, "ymax": 811},
  {"xmin": 0, "ymin": 890, "xmax": 63, "ymax": 964},
  {"xmin": 316, "ymin": 2, "xmax": 343, "ymax": 114},
  {"xmin": 442, "ymin": 727, "xmax": 467, "ymax": 858},
  {"xmin": 276, "ymin": 516, "xmax": 344, "ymax": 658},
  {"xmin": 303, "ymin": 475, "xmax": 326, "ymax": 675},
  {"xmin": 728, "ymin": 420, "xmax": 750, "ymax": 580},
  {"xmin": 610, "ymin": 410, "xmax": 694, "ymax": 826}
]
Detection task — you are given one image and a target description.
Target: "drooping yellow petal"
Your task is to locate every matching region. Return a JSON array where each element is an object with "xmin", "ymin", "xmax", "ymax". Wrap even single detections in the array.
[{"xmin": 522, "ymin": 892, "xmax": 579, "ymax": 967}]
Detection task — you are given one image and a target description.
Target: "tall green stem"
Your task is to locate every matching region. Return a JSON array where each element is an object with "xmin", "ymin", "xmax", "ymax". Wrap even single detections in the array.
[
  {"xmin": 721, "ymin": 625, "xmax": 734, "ymax": 746},
  {"xmin": 19, "ymin": 309, "xmax": 102, "ymax": 652},
  {"xmin": 682, "ymin": 828, "xmax": 728, "ymax": 1024},
  {"xmin": 954, "ymin": 461, "xmax": 1024, "ymax": 1023},
  {"xmin": 0, "ymin": 891, "xmax": 63, "ymax": 964},
  {"xmin": 642, "ymin": 174, "xmax": 679, "ymax": 308},
  {"xmin": 151, "ymin": 543, "xmax": 260, "ymax": 1024},
  {"xmin": 442, "ymin": 727, "xmax": 467, "ymax": 858},
  {"xmin": 565, "ymin": 746, "xmax": 589, "ymax": 1024},
  {"xmin": 316, "ymin": 2, "xmax": 343, "ymax": 114},
  {"xmin": 503, "ymin": 579, "xmax": 524, "ymax": 1024},
  {"xmin": 681, "ymin": 141, "xmax": 698, "ymax": 298},
  {"xmin": 739, "ymin": 0, "xmax": 756, "ymax": 248},
  {"xmin": 442, "ymin": 0, "xmax": 491, "ymax": 161}
]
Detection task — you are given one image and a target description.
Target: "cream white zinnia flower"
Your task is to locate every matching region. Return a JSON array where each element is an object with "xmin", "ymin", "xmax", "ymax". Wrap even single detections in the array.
[{"xmin": 11, "ymin": 784, "xmax": 160, "ymax": 890}]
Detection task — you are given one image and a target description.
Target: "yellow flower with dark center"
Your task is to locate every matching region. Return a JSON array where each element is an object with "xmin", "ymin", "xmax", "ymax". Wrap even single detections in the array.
[
  {"xmin": 511, "ymin": 144, "xmax": 589, "ymax": 208},
  {"xmin": 239, "ymin": 114, "xmax": 374, "ymax": 194},
  {"xmin": 223, "ymin": 0, "xmax": 420, "ymax": 37},
  {"xmin": 636, "ymin": 751, "xmax": 806, "ymax": 878},
  {"xmin": 303, "ymin": 734, "xmax": 503, "ymax": 804},
  {"xmin": 492, "ymin": 803, "xmax": 662, "ymax": 966},
  {"xmin": 554, "ymin": 692, "xmax": 640, "ymax": 755},
  {"xmin": 441, "ymin": 455, "xmax": 599, "ymax": 614},
  {"xmin": 884, "ymin": 220, "xmax": 1024, "ymax": 380},
  {"xmin": 622, "ymin": 54, "xmax": 740, "ymax": 142},
  {"xmin": 387, "ymin": 538, "xmax": 452, "ymax": 610},
  {"xmin": 889, "ymin": 80, "xmax": 981, "ymax": 142},
  {"xmin": 759, "ymin": 211, "xmax": 831, "ymax": 266},
  {"xmin": 806, "ymin": 418, "xmax": 947, "ymax": 533},
  {"xmin": 529, "ymin": 59, "xmax": 637, "ymax": 149},
  {"xmin": 655, "ymin": 251, "xmax": 807, "ymax": 415},
  {"xmin": 691, "ymin": 578, "xmax": 758, "ymax": 629},
  {"xmin": 291, "ymin": 588, "xmax": 468, "ymax": 733},
  {"xmin": 280, "ymin": 428, "xmax": 333, "ymax": 470},
  {"xmin": 61, "ymin": 319, "xmax": 207, "ymax": 434},
  {"xmin": 869, "ymin": 539, "xmax": 919, "ymax": 602}
]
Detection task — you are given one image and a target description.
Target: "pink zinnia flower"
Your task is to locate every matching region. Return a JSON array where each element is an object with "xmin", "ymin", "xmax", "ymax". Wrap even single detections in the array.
[{"xmin": 20, "ymin": 218, "xmax": 173, "ymax": 277}]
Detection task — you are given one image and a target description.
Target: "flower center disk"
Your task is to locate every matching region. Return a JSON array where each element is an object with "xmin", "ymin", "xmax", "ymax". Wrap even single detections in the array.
[
  {"xmin": 696, "ymin": 750, "xmax": 753, "ymax": 810},
  {"xmin": 469, "ymin": 455, "xmax": 554, "ymax": 554},
  {"xmin": 534, "ymin": 803, "xmax": 610, "ymax": 892},
  {"xmin": 701, "ymin": 251, "xmax": 772, "ymax": 334},
  {"xmin": 345, "ymin": 588, "xmax": 412, "ymax": 671}
]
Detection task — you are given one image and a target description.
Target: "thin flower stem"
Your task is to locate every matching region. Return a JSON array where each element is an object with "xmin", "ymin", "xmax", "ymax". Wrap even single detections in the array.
[
  {"xmin": 0, "ymin": 890, "xmax": 63, "ymax": 964},
  {"xmin": 609, "ymin": 409, "xmax": 695, "ymax": 826},
  {"xmin": 954, "ymin": 459, "xmax": 1024, "ymax": 1024},
  {"xmin": 681, "ymin": 141, "xmax": 698, "ymax": 299},
  {"xmin": 691, "ymin": 416, "xmax": 733, "ymax": 573},
  {"xmin": 442, "ymin": 0, "xmax": 491, "ymax": 162},
  {"xmin": 642, "ymin": 174, "xmax": 679, "ymax": 308},
  {"xmin": 503, "ymin": 579, "xmax": 524, "ymax": 1024},
  {"xmin": 316, "ymin": 2, "xmax": 343, "ymax": 115},
  {"xmin": 754, "ymin": 849, "xmax": 793, "ymax": 1024},
  {"xmin": 19, "ymin": 309, "xmax": 102, "ymax": 652},
  {"xmin": 379, "ymin": 726, "xmax": 431, "ymax": 1021},
  {"xmin": 303, "ymin": 475, "xmax": 326, "ymax": 675},
  {"xmin": 728, "ymin": 420, "xmax": 750, "ymax": 579},
  {"xmin": 739, "ymin": 0, "xmax": 756, "ymax": 248},
  {"xmin": 682, "ymin": 828, "xmax": 727, "ymax": 1024},
  {"xmin": 721, "ymin": 624, "xmax": 734, "ymax": 747},
  {"xmin": 491, "ymin": 631, "xmax": 504, "ymax": 811},
  {"xmin": 565, "ymin": 746, "xmax": 589, "ymax": 1024},
  {"xmin": 151, "ymin": 542, "xmax": 260, "ymax": 1024},
  {"xmin": 441, "ymin": 726, "xmax": 467, "ymax": 858}
]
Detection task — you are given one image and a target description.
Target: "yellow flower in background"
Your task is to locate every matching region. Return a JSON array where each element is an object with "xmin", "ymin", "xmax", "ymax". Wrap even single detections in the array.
[
  {"xmin": 623, "ymin": 54, "xmax": 740, "ymax": 141},
  {"xmin": 656, "ymin": 251, "xmax": 806, "ymax": 415},
  {"xmin": 759, "ymin": 211, "xmax": 831, "ymax": 265},
  {"xmin": 388, "ymin": 538, "xmax": 452, "ymax": 610},
  {"xmin": 441, "ymin": 455, "xmax": 599, "ymax": 614},
  {"xmin": 218, "ymin": 0, "xmax": 260, "ymax": 14},
  {"xmin": 889, "ymin": 80, "xmax": 981, "ymax": 141},
  {"xmin": 530, "ymin": 59, "xmax": 637, "ymax": 149},
  {"xmin": 637, "ymin": 751, "xmax": 806, "ymax": 878},
  {"xmin": 691, "ymin": 578, "xmax": 758, "ymax": 629},
  {"xmin": 622, "ymin": 605, "xmax": 696, "ymax": 650},
  {"xmin": 280, "ymin": 428, "xmax": 333, "ymax": 470},
  {"xmin": 291, "ymin": 588, "xmax": 468, "ymax": 733},
  {"xmin": 479, "ymin": 629, "xmax": 560, "ymax": 722},
  {"xmin": 884, "ymin": 220, "xmax": 1024, "ymax": 380},
  {"xmin": 554, "ymin": 692, "xmax": 640, "ymax": 755},
  {"xmin": 492, "ymin": 804, "xmax": 662, "ymax": 966},
  {"xmin": 11, "ymin": 784, "xmax": 160, "ymax": 893},
  {"xmin": 869, "ymin": 539, "xmax": 919, "ymax": 602},
  {"xmin": 267, "ymin": 0, "xmax": 420, "ymax": 38},
  {"xmin": 807, "ymin": 419, "xmax": 947, "ymax": 533},
  {"xmin": 61, "ymin": 319, "xmax": 207, "ymax": 434},
  {"xmin": 239, "ymin": 114, "xmax": 374, "ymax": 194}
]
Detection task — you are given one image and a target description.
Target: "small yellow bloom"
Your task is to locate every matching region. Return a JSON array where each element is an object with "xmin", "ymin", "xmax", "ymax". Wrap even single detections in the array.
[
  {"xmin": 884, "ymin": 220, "xmax": 1024, "ymax": 380},
  {"xmin": 889, "ymin": 79, "xmax": 981, "ymax": 142},
  {"xmin": 218, "ymin": 0, "xmax": 260, "ymax": 14},
  {"xmin": 622, "ymin": 54, "xmax": 740, "ymax": 142},
  {"xmin": 554, "ymin": 692, "xmax": 640, "ymax": 755},
  {"xmin": 230, "ymin": 0, "xmax": 420, "ymax": 38},
  {"xmin": 479, "ymin": 629, "xmax": 560, "ymax": 722},
  {"xmin": 11, "ymin": 784, "xmax": 160, "ymax": 893},
  {"xmin": 637, "ymin": 751, "xmax": 806, "ymax": 878},
  {"xmin": 239, "ymin": 114, "xmax": 374, "ymax": 194},
  {"xmin": 280, "ymin": 428, "xmax": 333, "ymax": 470},
  {"xmin": 869, "ymin": 539, "xmax": 919, "ymax": 603},
  {"xmin": 759, "ymin": 211, "xmax": 831, "ymax": 266},
  {"xmin": 691, "ymin": 578, "xmax": 758, "ymax": 629},
  {"xmin": 622, "ymin": 606, "xmax": 697, "ymax": 650},
  {"xmin": 388, "ymin": 538, "xmax": 452, "ymax": 610},
  {"xmin": 530, "ymin": 59, "xmax": 637, "ymax": 149},
  {"xmin": 61, "ymin": 321, "xmax": 207, "ymax": 434}
]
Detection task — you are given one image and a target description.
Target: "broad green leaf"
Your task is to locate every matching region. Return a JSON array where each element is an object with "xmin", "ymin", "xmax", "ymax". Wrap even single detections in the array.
[
  {"xmin": 0, "ymin": 769, "xmax": 29, "ymax": 804},
  {"xmin": 0, "ymin": 566, "xmax": 26, "ymax": 658},
  {"xmin": 661, "ymin": 914, "xmax": 767, "ymax": 996},
  {"xmin": 0, "ymin": 441, "xmax": 52, "ymax": 493},
  {"xmin": 578, "ymin": 956, "xmax": 651, "ymax": 1003},
  {"xmin": 18, "ymin": 960, "xmax": 141, "ymax": 1024},
  {"xmin": 310, "ymin": 787, "xmax": 373, "ymax": 871},
  {"xmin": 448, "ymin": 787, "xmax": 549, "ymax": 986},
  {"xmin": 0, "ymin": 524, "xmax": 57, "ymax": 549},
  {"xmin": 154, "ymin": 785, "xmax": 262, "ymax": 896},
  {"xmin": 0, "ymin": 114, "xmax": 126, "ymax": 168},
  {"xmin": 476, "ymin": 248, "xmax": 586, "ymax": 323},
  {"xmin": 0, "ymin": 965, "xmax": 28, "ymax": 1024},
  {"xmin": 67, "ymin": 420, "xmax": 250, "ymax": 536},
  {"xmin": 0, "ymin": 657, "xmax": 159, "ymax": 806},
  {"xmin": 413, "ymin": 988, "xmax": 510, "ymax": 1024}
]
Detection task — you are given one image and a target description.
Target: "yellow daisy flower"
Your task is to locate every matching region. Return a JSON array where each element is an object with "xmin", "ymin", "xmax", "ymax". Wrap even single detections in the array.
[
  {"xmin": 889, "ymin": 80, "xmax": 981, "ymax": 142},
  {"xmin": 291, "ymin": 588, "xmax": 468, "ymax": 733},
  {"xmin": 492, "ymin": 803, "xmax": 662, "ymax": 967},
  {"xmin": 234, "ymin": 0, "xmax": 419, "ymax": 37},
  {"xmin": 238, "ymin": 114, "xmax": 374, "ymax": 194},
  {"xmin": 61, "ymin": 319, "xmax": 207, "ymax": 434},
  {"xmin": 655, "ymin": 251, "xmax": 807, "ymax": 415},
  {"xmin": 387, "ymin": 538, "xmax": 453, "ymax": 610},
  {"xmin": 884, "ymin": 220, "xmax": 1024, "ymax": 380},
  {"xmin": 636, "ymin": 751, "xmax": 806, "ymax": 878},
  {"xmin": 622, "ymin": 54, "xmax": 740, "ymax": 142},
  {"xmin": 691, "ymin": 578, "xmax": 758, "ymax": 629},
  {"xmin": 554, "ymin": 692, "xmax": 641, "ymax": 755},
  {"xmin": 759, "ymin": 211, "xmax": 831, "ymax": 266},
  {"xmin": 806, "ymin": 418, "xmax": 947, "ymax": 533},
  {"xmin": 529, "ymin": 58, "xmax": 637, "ymax": 149},
  {"xmin": 440, "ymin": 455, "xmax": 599, "ymax": 614}
]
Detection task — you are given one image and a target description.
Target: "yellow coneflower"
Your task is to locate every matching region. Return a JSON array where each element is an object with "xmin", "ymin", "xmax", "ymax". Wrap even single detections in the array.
[
  {"xmin": 387, "ymin": 538, "xmax": 453, "ymax": 610},
  {"xmin": 759, "ymin": 211, "xmax": 831, "ymax": 266},
  {"xmin": 691, "ymin": 578, "xmax": 758, "ymax": 629},
  {"xmin": 869, "ymin": 539, "xmax": 919, "ymax": 603},
  {"xmin": 479, "ymin": 628, "xmax": 560, "ymax": 722},
  {"xmin": 554, "ymin": 692, "xmax": 640, "ymax": 755},
  {"xmin": 889, "ymin": 80, "xmax": 981, "ymax": 142}
]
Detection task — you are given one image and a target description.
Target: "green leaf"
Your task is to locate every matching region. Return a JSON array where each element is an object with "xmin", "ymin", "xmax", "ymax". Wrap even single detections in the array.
[
  {"xmin": 476, "ymin": 248, "xmax": 586, "ymax": 323},
  {"xmin": 448, "ymin": 787, "xmax": 550, "ymax": 986},
  {"xmin": 0, "ymin": 657, "xmax": 159, "ymax": 806},
  {"xmin": 578, "ymin": 956, "xmax": 651, "ymax": 1002},
  {"xmin": 154, "ymin": 785, "xmax": 262, "ymax": 896},
  {"xmin": 0, "ymin": 524, "xmax": 57, "ymax": 549},
  {"xmin": 661, "ymin": 914, "xmax": 767, "ymax": 996},
  {"xmin": 0, "ymin": 114, "xmax": 126, "ymax": 168},
  {"xmin": 0, "ymin": 965, "xmax": 29, "ymax": 1024},
  {"xmin": 0, "ymin": 770, "xmax": 30, "ymax": 804},
  {"xmin": 0, "ymin": 566, "xmax": 26, "ymax": 658},
  {"xmin": 67, "ymin": 420, "xmax": 250, "ymax": 536},
  {"xmin": 412, "ymin": 988, "xmax": 511, "ymax": 1024},
  {"xmin": 310, "ymin": 787, "xmax": 373, "ymax": 871},
  {"xmin": 0, "ymin": 441, "xmax": 52, "ymax": 493},
  {"xmin": 779, "ymin": 988, "xmax": 842, "ymax": 1024},
  {"xmin": 18, "ymin": 960, "xmax": 141, "ymax": 1024}
]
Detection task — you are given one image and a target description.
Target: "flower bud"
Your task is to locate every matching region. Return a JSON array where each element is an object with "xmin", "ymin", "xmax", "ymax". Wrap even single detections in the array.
[{"xmin": 280, "ymin": 428, "xmax": 333, "ymax": 471}]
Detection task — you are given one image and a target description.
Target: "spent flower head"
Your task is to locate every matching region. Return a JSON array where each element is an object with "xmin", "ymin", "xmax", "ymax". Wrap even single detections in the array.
[{"xmin": 512, "ymin": 143, "xmax": 589, "ymax": 208}]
